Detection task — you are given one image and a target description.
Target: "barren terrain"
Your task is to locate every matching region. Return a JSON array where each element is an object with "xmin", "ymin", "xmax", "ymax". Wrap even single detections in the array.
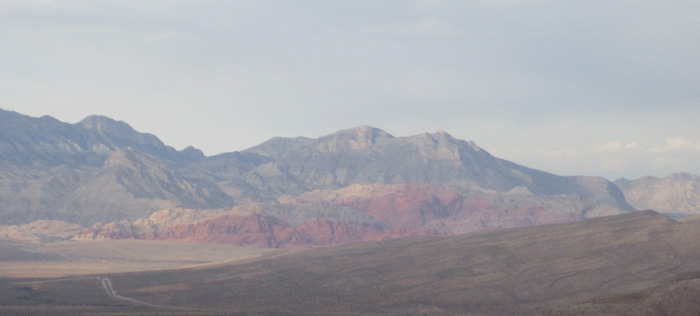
[
  {"xmin": 0, "ymin": 239, "xmax": 273, "ymax": 278},
  {"xmin": 3, "ymin": 211, "xmax": 700, "ymax": 316}
]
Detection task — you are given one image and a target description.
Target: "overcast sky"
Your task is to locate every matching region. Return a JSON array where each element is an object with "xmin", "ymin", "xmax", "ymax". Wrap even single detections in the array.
[{"xmin": 2, "ymin": 0, "xmax": 699, "ymax": 180}]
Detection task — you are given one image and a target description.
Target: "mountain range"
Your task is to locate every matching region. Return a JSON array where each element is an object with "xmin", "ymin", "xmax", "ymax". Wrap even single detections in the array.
[
  {"xmin": 1, "ymin": 108, "xmax": 698, "ymax": 248},
  {"xmin": 3, "ymin": 108, "xmax": 700, "ymax": 315}
]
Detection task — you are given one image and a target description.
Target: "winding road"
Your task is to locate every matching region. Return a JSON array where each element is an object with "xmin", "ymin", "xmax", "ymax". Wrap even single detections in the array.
[
  {"xmin": 98, "ymin": 277, "xmax": 230, "ymax": 314},
  {"xmin": 99, "ymin": 277, "xmax": 173, "ymax": 309},
  {"xmin": 100, "ymin": 277, "xmax": 115, "ymax": 297}
]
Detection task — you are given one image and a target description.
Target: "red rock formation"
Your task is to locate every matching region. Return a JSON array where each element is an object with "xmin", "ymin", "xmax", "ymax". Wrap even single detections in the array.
[
  {"xmin": 336, "ymin": 184, "xmax": 463, "ymax": 231},
  {"xmin": 78, "ymin": 212, "xmax": 392, "ymax": 249},
  {"xmin": 73, "ymin": 184, "xmax": 587, "ymax": 249}
]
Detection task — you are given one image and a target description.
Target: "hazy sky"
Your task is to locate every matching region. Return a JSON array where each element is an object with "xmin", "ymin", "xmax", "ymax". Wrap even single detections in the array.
[{"xmin": 2, "ymin": 0, "xmax": 699, "ymax": 180}]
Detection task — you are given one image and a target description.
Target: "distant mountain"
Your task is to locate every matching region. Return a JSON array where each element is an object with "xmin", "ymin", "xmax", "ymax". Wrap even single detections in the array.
[
  {"xmin": 615, "ymin": 172, "xmax": 700, "ymax": 217},
  {"xmin": 0, "ymin": 109, "xmax": 228, "ymax": 226},
  {"xmin": 240, "ymin": 126, "xmax": 635, "ymax": 217},
  {"xmin": 0, "ymin": 109, "xmax": 636, "ymax": 243},
  {"xmin": 0, "ymin": 109, "xmax": 203, "ymax": 168},
  {"xmin": 245, "ymin": 126, "xmax": 596, "ymax": 194}
]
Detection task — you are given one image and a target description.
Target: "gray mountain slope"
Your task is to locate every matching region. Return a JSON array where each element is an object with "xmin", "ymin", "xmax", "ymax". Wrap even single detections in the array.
[
  {"xmin": 616, "ymin": 172, "xmax": 700, "ymax": 216},
  {"xmin": 242, "ymin": 126, "xmax": 635, "ymax": 216},
  {"xmin": 0, "ymin": 110, "xmax": 227, "ymax": 225},
  {"xmin": 0, "ymin": 109, "xmax": 203, "ymax": 169},
  {"xmin": 0, "ymin": 110, "xmax": 635, "ymax": 227}
]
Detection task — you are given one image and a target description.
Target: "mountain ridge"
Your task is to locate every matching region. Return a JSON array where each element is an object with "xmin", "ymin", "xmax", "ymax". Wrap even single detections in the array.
[
  {"xmin": 0, "ymin": 109, "xmax": 203, "ymax": 169},
  {"xmin": 0, "ymin": 108, "xmax": 635, "ymax": 246}
]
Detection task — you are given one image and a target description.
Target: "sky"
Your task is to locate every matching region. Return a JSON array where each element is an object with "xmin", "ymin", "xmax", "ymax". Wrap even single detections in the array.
[{"xmin": 1, "ymin": 0, "xmax": 699, "ymax": 180}]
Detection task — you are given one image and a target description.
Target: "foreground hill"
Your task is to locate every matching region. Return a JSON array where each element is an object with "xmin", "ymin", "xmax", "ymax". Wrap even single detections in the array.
[
  {"xmin": 4, "ymin": 210, "xmax": 699, "ymax": 315},
  {"xmin": 544, "ymin": 271, "xmax": 700, "ymax": 316},
  {"xmin": 615, "ymin": 172, "xmax": 700, "ymax": 217},
  {"xmin": 0, "ymin": 108, "xmax": 636, "ymax": 246},
  {"xmin": 107, "ymin": 211, "xmax": 700, "ymax": 315}
]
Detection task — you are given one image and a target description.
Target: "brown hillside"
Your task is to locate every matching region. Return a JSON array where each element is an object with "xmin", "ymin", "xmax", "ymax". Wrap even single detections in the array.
[
  {"xmin": 94, "ymin": 211, "xmax": 700, "ymax": 315},
  {"xmin": 544, "ymin": 271, "xmax": 700, "ymax": 316}
]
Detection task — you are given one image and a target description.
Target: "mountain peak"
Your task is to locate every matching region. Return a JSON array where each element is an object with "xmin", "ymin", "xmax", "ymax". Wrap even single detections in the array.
[
  {"xmin": 434, "ymin": 129, "xmax": 449, "ymax": 137},
  {"xmin": 418, "ymin": 129, "xmax": 451, "ymax": 142},
  {"xmin": 78, "ymin": 115, "xmax": 135, "ymax": 134},
  {"xmin": 337, "ymin": 126, "xmax": 394, "ymax": 139},
  {"xmin": 421, "ymin": 129, "xmax": 457, "ymax": 143},
  {"xmin": 316, "ymin": 126, "xmax": 394, "ymax": 151},
  {"xmin": 75, "ymin": 115, "xmax": 176, "ymax": 157}
]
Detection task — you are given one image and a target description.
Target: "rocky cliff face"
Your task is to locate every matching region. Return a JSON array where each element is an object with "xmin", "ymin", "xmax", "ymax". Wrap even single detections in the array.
[
  {"xmin": 615, "ymin": 173, "xmax": 700, "ymax": 217},
  {"xmin": 1, "ymin": 109, "xmax": 638, "ymax": 247}
]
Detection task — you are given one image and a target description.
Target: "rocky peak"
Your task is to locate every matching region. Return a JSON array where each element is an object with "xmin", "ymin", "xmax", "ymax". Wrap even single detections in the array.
[
  {"xmin": 429, "ymin": 129, "xmax": 454, "ymax": 141},
  {"xmin": 415, "ymin": 130, "xmax": 482, "ymax": 151},
  {"xmin": 78, "ymin": 115, "xmax": 133, "ymax": 133},
  {"xmin": 179, "ymin": 146, "xmax": 205, "ymax": 161},
  {"xmin": 346, "ymin": 125, "xmax": 394, "ymax": 139},
  {"xmin": 77, "ymin": 115, "xmax": 204, "ymax": 164},
  {"xmin": 77, "ymin": 115, "xmax": 167, "ymax": 150},
  {"xmin": 317, "ymin": 126, "xmax": 394, "ymax": 152}
]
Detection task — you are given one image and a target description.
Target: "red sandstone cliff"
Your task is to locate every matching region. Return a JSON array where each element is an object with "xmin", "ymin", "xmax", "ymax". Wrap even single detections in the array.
[{"xmin": 73, "ymin": 184, "xmax": 585, "ymax": 248}]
